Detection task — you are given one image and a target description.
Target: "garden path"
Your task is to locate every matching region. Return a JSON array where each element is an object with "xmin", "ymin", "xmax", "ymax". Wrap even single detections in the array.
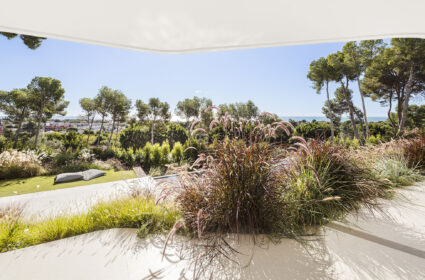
[{"xmin": 0, "ymin": 177, "xmax": 157, "ymax": 220}]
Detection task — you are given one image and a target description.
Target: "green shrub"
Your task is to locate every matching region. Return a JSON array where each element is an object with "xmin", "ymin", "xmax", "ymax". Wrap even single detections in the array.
[
  {"xmin": 167, "ymin": 123, "xmax": 188, "ymax": 147},
  {"xmin": 368, "ymin": 122, "xmax": 395, "ymax": 139},
  {"xmin": 52, "ymin": 152, "xmax": 76, "ymax": 167},
  {"xmin": 91, "ymin": 147, "xmax": 116, "ymax": 161},
  {"xmin": 171, "ymin": 142, "xmax": 184, "ymax": 162},
  {"xmin": 0, "ymin": 136, "xmax": 9, "ymax": 153},
  {"xmin": 46, "ymin": 132, "xmax": 63, "ymax": 142},
  {"xmin": 372, "ymin": 154, "xmax": 422, "ymax": 187},
  {"xmin": 150, "ymin": 143, "xmax": 162, "ymax": 167},
  {"xmin": 183, "ymin": 138, "xmax": 205, "ymax": 161},
  {"xmin": 295, "ymin": 122, "xmax": 332, "ymax": 139},
  {"xmin": 160, "ymin": 140, "xmax": 170, "ymax": 164},
  {"xmin": 141, "ymin": 142, "xmax": 153, "ymax": 170},
  {"xmin": 281, "ymin": 140, "xmax": 388, "ymax": 231},
  {"xmin": 61, "ymin": 131, "xmax": 83, "ymax": 152},
  {"xmin": 119, "ymin": 125, "xmax": 150, "ymax": 150}
]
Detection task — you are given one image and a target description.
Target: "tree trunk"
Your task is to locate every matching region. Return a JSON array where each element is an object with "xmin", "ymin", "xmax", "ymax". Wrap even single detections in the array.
[
  {"xmin": 86, "ymin": 116, "xmax": 95, "ymax": 146},
  {"xmin": 396, "ymin": 90, "xmax": 403, "ymax": 128},
  {"xmin": 357, "ymin": 78, "xmax": 370, "ymax": 138},
  {"xmin": 326, "ymin": 81, "xmax": 335, "ymax": 139},
  {"xmin": 34, "ymin": 113, "xmax": 42, "ymax": 147},
  {"xmin": 96, "ymin": 115, "xmax": 105, "ymax": 146},
  {"xmin": 398, "ymin": 64, "xmax": 414, "ymax": 134},
  {"xmin": 150, "ymin": 122, "xmax": 155, "ymax": 143},
  {"xmin": 387, "ymin": 91, "xmax": 396, "ymax": 128},
  {"xmin": 13, "ymin": 108, "xmax": 26, "ymax": 149},
  {"xmin": 342, "ymin": 81, "xmax": 360, "ymax": 141},
  {"xmin": 114, "ymin": 121, "xmax": 120, "ymax": 146},
  {"xmin": 354, "ymin": 110, "xmax": 365, "ymax": 140},
  {"xmin": 13, "ymin": 119, "xmax": 23, "ymax": 149},
  {"xmin": 107, "ymin": 119, "xmax": 115, "ymax": 148}
]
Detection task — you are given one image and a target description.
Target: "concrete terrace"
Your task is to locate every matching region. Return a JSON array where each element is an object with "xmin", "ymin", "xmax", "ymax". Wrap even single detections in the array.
[{"xmin": 0, "ymin": 179, "xmax": 424, "ymax": 279}]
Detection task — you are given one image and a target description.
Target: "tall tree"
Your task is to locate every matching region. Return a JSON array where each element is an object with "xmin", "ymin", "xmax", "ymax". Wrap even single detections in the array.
[
  {"xmin": 27, "ymin": 77, "xmax": 69, "ymax": 146},
  {"xmin": 135, "ymin": 99, "xmax": 150, "ymax": 123},
  {"xmin": 175, "ymin": 97, "xmax": 201, "ymax": 127},
  {"xmin": 175, "ymin": 96, "xmax": 214, "ymax": 128},
  {"xmin": 79, "ymin": 97, "xmax": 97, "ymax": 146},
  {"xmin": 94, "ymin": 86, "xmax": 113, "ymax": 146},
  {"xmin": 1, "ymin": 32, "xmax": 46, "ymax": 49},
  {"xmin": 218, "ymin": 100, "xmax": 259, "ymax": 120},
  {"xmin": 136, "ymin": 98, "xmax": 170, "ymax": 143},
  {"xmin": 327, "ymin": 52, "xmax": 361, "ymax": 141},
  {"xmin": 0, "ymin": 89, "xmax": 32, "ymax": 148},
  {"xmin": 362, "ymin": 40, "xmax": 425, "ymax": 133},
  {"xmin": 105, "ymin": 90, "xmax": 131, "ymax": 148},
  {"xmin": 391, "ymin": 38, "xmax": 425, "ymax": 133},
  {"xmin": 307, "ymin": 57, "xmax": 339, "ymax": 138},
  {"xmin": 342, "ymin": 40, "xmax": 384, "ymax": 138},
  {"xmin": 323, "ymin": 87, "xmax": 364, "ymax": 138},
  {"xmin": 199, "ymin": 97, "xmax": 214, "ymax": 127},
  {"xmin": 149, "ymin": 98, "xmax": 170, "ymax": 143}
]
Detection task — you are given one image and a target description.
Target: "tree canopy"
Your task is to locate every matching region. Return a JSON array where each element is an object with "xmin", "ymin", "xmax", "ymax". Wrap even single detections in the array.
[
  {"xmin": 0, "ymin": 32, "xmax": 46, "ymax": 49},
  {"xmin": 27, "ymin": 77, "xmax": 69, "ymax": 146}
]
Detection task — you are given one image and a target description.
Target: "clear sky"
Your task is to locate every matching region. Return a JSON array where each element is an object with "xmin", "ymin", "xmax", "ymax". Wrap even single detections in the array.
[{"xmin": 0, "ymin": 35, "xmax": 390, "ymax": 118}]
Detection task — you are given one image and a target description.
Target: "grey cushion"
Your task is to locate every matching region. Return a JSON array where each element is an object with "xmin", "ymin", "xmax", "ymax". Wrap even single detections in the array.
[
  {"xmin": 54, "ymin": 172, "xmax": 84, "ymax": 184},
  {"xmin": 82, "ymin": 169, "xmax": 106, "ymax": 181}
]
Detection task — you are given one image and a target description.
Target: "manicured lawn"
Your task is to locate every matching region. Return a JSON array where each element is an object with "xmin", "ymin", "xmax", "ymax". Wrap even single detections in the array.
[{"xmin": 0, "ymin": 170, "xmax": 137, "ymax": 197}]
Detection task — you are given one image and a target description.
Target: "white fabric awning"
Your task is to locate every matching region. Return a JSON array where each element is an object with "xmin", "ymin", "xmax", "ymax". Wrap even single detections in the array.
[{"xmin": 1, "ymin": 0, "xmax": 425, "ymax": 54}]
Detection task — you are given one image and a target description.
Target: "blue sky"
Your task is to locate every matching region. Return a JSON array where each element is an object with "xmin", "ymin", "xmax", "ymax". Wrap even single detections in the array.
[{"xmin": 0, "ymin": 35, "xmax": 390, "ymax": 117}]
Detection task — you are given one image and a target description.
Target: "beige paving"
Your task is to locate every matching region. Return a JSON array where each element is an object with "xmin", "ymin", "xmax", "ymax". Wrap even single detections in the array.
[
  {"xmin": 0, "ymin": 182, "xmax": 424, "ymax": 279},
  {"xmin": 0, "ymin": 226, "xmax": 424, "ymax": 280}
]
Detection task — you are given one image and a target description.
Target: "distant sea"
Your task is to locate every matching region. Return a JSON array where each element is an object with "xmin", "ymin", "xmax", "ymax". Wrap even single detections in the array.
[{"xmin": 279, "ymin": 116, "xmax": 387, "ymax": 122}]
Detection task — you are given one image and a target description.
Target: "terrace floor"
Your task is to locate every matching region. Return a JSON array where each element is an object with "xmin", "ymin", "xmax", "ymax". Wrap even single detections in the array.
[{"xmin": 0, "ymin": 180, "xmax": 424, "ymax": 279}]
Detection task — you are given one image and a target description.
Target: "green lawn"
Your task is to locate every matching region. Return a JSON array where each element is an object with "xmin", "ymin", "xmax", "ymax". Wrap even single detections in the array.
[{"xmin": 0, "ymin": 170, "xmax": 137, "ymax": 197}]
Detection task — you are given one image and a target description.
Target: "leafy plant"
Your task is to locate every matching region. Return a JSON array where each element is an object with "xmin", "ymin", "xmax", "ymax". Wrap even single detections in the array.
[
  {"xmin": 0, "ymin": 150, "xmax": 44, "ymax": 179},
  {"xmin": 402, "ymin": 136, "xmax": 425, "ymax": 169},
  {"xmin": 171, "ymin": 142, "xmax": 184, "ymax": 162}
]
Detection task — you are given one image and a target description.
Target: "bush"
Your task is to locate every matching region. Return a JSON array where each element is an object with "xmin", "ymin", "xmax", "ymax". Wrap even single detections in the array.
[
  {"xmin": 402, "ymin": 136, "xmax": 425, "ymax": 169},
  {"xmin": 167, "ymin": 123, "xmax": 188, "ymax": 147},
  {"xmin": 333, "ymin": 136, "xmax": 360, "ymax": 149},
  {"xmin": 183, "ymin": 138, "xmax": 205, "ymax": 162},
  {"xmin": 141, "ymin": 142, "xmax": 153, "ymax": 170},
  {"xmin": 46, "ymin": 132, "xmax": 63, "ymax": 141},
  {"xmin": 372, "ymin": 154, "xmax": 422, "ymax": 187},
  {"xmin": 177, "ymin": 138, "xmax": 281, "ymax": 234},
  {"xmin": 368, "ymin": 122, "xmax": 395, "ymax": 139},
  {"xmin": 91, "ymin": 147, "xmax": 116, "ymax": 161},
  {"xmin": 61, "ymin": 131, "xmax": 83, "ymax": 152},
  {"xmin": 150, "ymin": 144, "xmax": 162, "ymax": 167},
  {"xmin": 160, "ymin": 140, "xmax": 170, "ymax": 164},
  {"xmin": 175, "ymin": 114, "xmax": 295, "ymax": 235},
  {"xmin": 119, "ymin": 125, "xmax": 150, "ymax": 150},
  {"xmin": 281, "ymin": 140, "xmax": 388, "ymax": 232},
  {"xmin": 52, "ymin": 152, "xmax": 76, "ymax": 167},
  {"xmin": 0, "ymin": 136, "xmax": 9, "ymax": 153},
  {"xmin": 295, "ymin": 122, "xmax": 332, "ymax": 139},
  {"xmin": 0, "ymin": 150, "xmax": 44, "ymax": 179},
  {"xmin": 171, "ymin": 142, "xmax": 184, "ymax": 162}
]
